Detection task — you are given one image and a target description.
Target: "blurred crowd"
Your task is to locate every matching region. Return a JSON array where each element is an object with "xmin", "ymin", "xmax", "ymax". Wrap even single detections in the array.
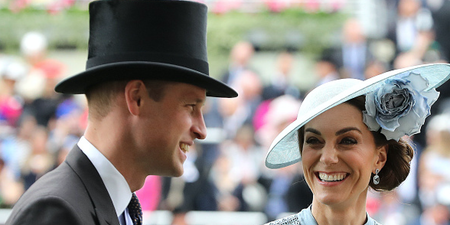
[
  {"xmin": 1, "ymin": 0, "xmax": 450, "ymax": 224},
  {"xmin": 1, "ymin": 0, "xmax": 350, "ymax": 14}
]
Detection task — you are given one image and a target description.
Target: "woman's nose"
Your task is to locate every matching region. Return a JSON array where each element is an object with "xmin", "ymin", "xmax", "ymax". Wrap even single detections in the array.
[{"xmin": 320, "ymin": 144, "xmax": 338, "ymax": 165}]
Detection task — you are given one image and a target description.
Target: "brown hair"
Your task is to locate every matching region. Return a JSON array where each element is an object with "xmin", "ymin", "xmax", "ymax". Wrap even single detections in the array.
[
  {"xmin": 86, "ymin": 80, "xmax": 169, "ymax": 120},
  {"xmin": 297, "ymin": 95, "xmax": 414, "ymax": 191}
]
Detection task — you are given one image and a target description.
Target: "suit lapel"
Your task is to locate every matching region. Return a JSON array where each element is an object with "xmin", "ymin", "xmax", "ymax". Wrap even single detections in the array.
[{"xmin": 65, "ymin": 146, "xmax": 120, "ymax": 225}]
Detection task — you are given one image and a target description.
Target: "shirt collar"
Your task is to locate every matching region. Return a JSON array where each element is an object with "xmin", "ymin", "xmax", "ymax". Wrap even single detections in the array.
[{"xmin": 77, "ymin": 136, "xmax": 132, "ymax": 217}]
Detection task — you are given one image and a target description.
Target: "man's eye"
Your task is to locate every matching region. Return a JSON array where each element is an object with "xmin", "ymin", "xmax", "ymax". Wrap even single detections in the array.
[{"xmin": 187, "ymin": 104, "xmax": 197, "ymax": 111}]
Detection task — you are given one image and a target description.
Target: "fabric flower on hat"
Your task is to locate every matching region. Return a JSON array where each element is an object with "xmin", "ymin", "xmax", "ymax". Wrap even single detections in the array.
[{"xmin": 363, "ymin": 72, "xmax": 439, "ymax": 141}]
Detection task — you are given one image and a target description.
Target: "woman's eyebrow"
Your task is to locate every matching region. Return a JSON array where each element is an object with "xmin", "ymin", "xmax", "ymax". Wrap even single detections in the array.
[
  {"xmin": 336, "ymin": 127, "xmax": 362, "ymax": 136},
  {"xmin": 305, "ymin": 128, "xmax": 321, "ymax": 135},
  {"xmin": 305, "ymin": 127, "xmax": 362, "ymax": 136}
]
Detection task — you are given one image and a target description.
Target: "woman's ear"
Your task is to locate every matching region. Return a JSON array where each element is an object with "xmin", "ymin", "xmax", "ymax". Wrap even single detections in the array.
[
  {"xmin": 374, "ymin": 145, "xmax": 388, "ymax": 172},
  {"xmin": 124, "ymin": 80, "xmax": 146, "ymax": 116}
]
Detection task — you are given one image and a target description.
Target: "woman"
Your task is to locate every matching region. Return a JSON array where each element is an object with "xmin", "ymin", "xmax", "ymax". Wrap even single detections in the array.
[{"xmin": 264, "ymin": 63, "xmax": 450, "ymax": 225}]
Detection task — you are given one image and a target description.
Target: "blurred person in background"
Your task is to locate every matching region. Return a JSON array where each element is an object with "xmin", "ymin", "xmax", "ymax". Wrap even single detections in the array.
[
  {"xmin": 262, "ymin": 51, "xmax": 301, "ymax": 101},
  {"xmin": 210, "ymin": 124, "xmax": 266, "ymax": 212},
  {"xmin": 430, "ymin": 0, "xmax": 450, "ymax": 62},
  {"xmin": 19, "ymin": 32, "xmax": 66, "ymax": 78},
  {"xmin": 219, "ymin": 69, "xmax": 262, "ymax": 138},
  {"xmin": 314, "ymin": 48, "xmax": 341, "ymax": 87},
  {"xmin": 18, "ymin": 31, "xmax": 67, "ymax": 128},
  {"xmin": 410, "ymin": 203, "xmax": 450, "ymax": 225},
  {"xmin": 373, "ymin": 190, "xmax": 421, "ymax": 225},
  {"xmin": 264, "ymin": 64, "xmax": 450, "ymax": 224},
  {"xmin": 0, "ymin": 59, "xmax": 27, "ymax": 135},
  {"xmin": 46, "ymin": 95, "xmax": 85, "ymax": 155},
  {"xmin": 0, "ymin": 158, "xmax": 23, "ymax": 208},
  {"xmin": 418, "ymin": 114, "xmax": 450, "ymax": 210},
  {"xmin": 220, "ymin": 41, "xmax": 255, "ymax": 85},
  {"xmin": 209, "ymin": 146, "xmax": 240, "ymax": 212},
  {"xmin": 364, "ymin": 60, "xmax": 389, "ymax": 80},
  {"xmin": 20, "ymin": 126, "xmax": 54, "ymax": 190},
  {"xmin": 6, "ymin": 0, "xmax": 237, "ymax": 224},
  {"xmin": 254, "ymin": 95, "xmax": 312, "ymax": 221},
  {"xmin": 255, "ymin": 95, "xmax": 301, "ymax": 153},
  {"xmin": 386, "ymin": 0, "xmax": 433, "ymax": 57},
  {"xmin": 264, "ymin": 163, "xmax": 313, "ymax": 222},
  {"xmin": 332, "ymin": 18, "xmax": 373, "ymax": 80},
  {"xmin": 159, "ymin": 143, "xmax": 218, "ymax": 225},
  {"xmin": 412, "ymin": 111, "xmax": 450, "ymax": 225},
  {"xmin": 0, "ymin": 116, "xmax": 37, "ymax": 180}
]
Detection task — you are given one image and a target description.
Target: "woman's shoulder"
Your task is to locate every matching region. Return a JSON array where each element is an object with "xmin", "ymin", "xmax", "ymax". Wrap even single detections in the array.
[
  {"xmin": 264, "ymin": 208, "xmax": 382, "ymax": 225},
  {"xmin": 265, "ymin": 213, "xmax": 301, "ymax": 225},
  {"xmin": 265, "ymin": 207, "xmax": 314, "ymax": 225}
]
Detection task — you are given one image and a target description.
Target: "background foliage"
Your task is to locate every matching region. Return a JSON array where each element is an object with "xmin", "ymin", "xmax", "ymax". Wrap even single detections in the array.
[
  {"xmin": 0, "ymin": 7, "xmax": 347, "ymax": 80},
  {"xmin": 0, "ymin": 7, "xmax": 346, "ymax": 52}
]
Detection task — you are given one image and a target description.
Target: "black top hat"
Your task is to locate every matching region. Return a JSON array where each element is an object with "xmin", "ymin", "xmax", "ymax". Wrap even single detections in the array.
[{"xmin": 55, "ymin": 0, "xmax": 238, "ymax": 98}]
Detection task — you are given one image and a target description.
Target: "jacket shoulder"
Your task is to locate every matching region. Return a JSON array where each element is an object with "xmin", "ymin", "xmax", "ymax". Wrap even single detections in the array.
[
  {"xmin": 6, "ymin": 195, "xmax": 84, "ymax": 225},
  {"xmin": 6, "ymin": 162, "xmax": 96, "ymax": 225}
]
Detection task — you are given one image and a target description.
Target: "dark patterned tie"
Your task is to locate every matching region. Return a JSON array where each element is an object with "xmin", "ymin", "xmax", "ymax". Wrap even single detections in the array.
[{"xmin": 127, "ymin": 193, "xmax": 142, "ymax": 225}]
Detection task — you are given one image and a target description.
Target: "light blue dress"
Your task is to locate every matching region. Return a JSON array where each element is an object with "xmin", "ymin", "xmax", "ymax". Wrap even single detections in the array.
[{"xmin": 266, "ymin": 206, "xmax": 381, "ymax": 225}]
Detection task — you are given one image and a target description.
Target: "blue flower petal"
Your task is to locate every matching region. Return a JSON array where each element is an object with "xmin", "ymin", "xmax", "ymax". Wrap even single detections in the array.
[
  {"xmin": 363, "ymin": 111, "xmax": 380, "ymax": 132},
  {"xmin": 363, "ymin": 72, "xmax": 440, "ymax": 140}
]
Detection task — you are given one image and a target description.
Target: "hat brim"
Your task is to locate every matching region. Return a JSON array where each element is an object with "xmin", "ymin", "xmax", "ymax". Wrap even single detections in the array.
[
  {"xmin": 265, "ymin": 63, "xmax": 450, "ymax": 169},
  {"xmin": 55, "ymin": 62, "xmax": 238, "ymax": 98}
]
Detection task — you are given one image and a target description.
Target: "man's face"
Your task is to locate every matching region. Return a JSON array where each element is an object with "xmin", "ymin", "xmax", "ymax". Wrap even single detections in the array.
[{"xmin": 134, "ymin": 82, "xmax": 207, "ymax": 177}]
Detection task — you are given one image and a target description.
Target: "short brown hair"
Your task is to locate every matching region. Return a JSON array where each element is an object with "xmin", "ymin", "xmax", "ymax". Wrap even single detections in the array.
[
  {"xmin": 85, "ymin": 80, "xmax": 170, "ymax": 120},
  {"xmin": 297, "ymin": 95, "xmax": 414, "ymax": 191}
]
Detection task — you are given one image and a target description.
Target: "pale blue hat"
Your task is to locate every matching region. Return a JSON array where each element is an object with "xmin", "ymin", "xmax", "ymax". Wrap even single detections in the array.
[{"xmin": 265, "ymin": 63, "xmax": 450, "ymax": 169}]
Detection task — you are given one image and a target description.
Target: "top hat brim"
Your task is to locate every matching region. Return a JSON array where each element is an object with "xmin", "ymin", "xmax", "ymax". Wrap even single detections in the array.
[
  {"xmin": 265, "ymin": 63, "xmax": 450, "ymax": 169},
  {"xmin": 55, "ymin": 62, "xmax": 238, "ymax": 98}
]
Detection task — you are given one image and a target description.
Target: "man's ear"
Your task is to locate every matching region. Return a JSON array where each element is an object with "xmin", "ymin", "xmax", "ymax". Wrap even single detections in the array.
[
  {"xmin": 124, "ymin": 80, "xmax": 146, "ymax": 116},
  {"xmin": 374, "ymin": 145, "xmax": 388, "ymax": 172}
]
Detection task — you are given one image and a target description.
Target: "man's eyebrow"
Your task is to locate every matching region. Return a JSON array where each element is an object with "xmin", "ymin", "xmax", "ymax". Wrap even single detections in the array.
[
  {"xmin": 195, "ymin": 98, "xmax": 206, "ymax": 105},
  {"xmin": 184, "ymin": 97, "xmax": 205, "ymax": 106}
]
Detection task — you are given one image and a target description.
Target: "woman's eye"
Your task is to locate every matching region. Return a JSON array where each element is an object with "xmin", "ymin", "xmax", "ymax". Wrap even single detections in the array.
[
  {"xmin": 305, "ymin": 137, "xmax": 321, "ymax": 145},
  {"xmin": 340, "ymin": 137, "xmax": 357, "ymax": 145}
]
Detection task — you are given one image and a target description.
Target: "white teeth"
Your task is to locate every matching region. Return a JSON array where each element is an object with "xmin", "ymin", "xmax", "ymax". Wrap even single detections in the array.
[
  {"xmin": 180, "ymin": 143, "xmax": 189, "ymax": 153},
  {"xmin": 319, "ymin": 173, "xmax": 347, "ymax": 182}
]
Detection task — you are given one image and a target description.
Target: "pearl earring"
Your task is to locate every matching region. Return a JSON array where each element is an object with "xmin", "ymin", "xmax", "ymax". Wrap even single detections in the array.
[{"xmin": 373, "ymin": 169, "xmax": 380, "ymax": 185}]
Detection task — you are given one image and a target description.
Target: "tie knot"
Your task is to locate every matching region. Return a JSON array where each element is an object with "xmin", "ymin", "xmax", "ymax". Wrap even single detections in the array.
[{"xmin": 128, "ymin": 193, "xmax": 142, "ymax": 225}]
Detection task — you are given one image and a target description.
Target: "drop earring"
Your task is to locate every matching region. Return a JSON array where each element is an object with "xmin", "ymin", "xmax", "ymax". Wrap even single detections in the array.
[{"xmin": 373, "ymin": 169, "xmax": 380, "ymax": 185}]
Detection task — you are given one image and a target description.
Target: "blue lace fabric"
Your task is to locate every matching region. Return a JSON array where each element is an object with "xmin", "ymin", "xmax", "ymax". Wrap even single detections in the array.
[{"xmin": 265, "ymin": 206, "xmax": 381, "ymax": 225}]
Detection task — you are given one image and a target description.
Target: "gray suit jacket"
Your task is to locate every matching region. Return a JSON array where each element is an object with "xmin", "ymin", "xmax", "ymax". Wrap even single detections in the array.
[{"xmin": 6, "ymin": 146, "xmax": 120, "ymax": 225}]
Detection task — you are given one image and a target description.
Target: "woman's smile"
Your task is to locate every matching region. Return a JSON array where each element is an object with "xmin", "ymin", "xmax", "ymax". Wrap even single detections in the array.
[{"xmin": 316, "ymin": 172, "xmax": 349, "ymax": 182}]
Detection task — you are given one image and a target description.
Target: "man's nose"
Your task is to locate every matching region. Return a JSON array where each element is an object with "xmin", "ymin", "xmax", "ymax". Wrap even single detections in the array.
[{"xmin": 192, "ymin": 114, "xmax": 207, "ymax": 140}]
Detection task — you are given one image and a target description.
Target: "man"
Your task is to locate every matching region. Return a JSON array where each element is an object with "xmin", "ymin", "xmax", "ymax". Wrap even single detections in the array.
[{"xmin": 6, "ymin": 0, "xmax": 237, "ymax": 224}]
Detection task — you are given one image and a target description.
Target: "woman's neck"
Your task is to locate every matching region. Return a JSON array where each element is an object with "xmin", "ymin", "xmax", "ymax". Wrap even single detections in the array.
[{"xmin": 311, "ymin": 195, "xmax": 368, "ymax": 225}]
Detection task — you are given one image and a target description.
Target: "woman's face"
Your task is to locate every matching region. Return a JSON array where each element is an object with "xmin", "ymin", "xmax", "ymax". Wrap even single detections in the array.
[{"xmin": 301, "ymin": 103, "xmax": 386, "ymax": 208}]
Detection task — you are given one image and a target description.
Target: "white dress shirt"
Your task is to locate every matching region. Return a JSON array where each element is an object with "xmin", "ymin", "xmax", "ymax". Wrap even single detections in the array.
[{"xmin": 78, "ymin": 136, "xmax": 134, "ymax": 225}]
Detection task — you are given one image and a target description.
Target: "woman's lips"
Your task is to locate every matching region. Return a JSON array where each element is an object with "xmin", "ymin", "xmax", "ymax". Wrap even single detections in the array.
[{"xmin": 316, "ymin": 172, "xmax": 348, "ymax": 182}]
